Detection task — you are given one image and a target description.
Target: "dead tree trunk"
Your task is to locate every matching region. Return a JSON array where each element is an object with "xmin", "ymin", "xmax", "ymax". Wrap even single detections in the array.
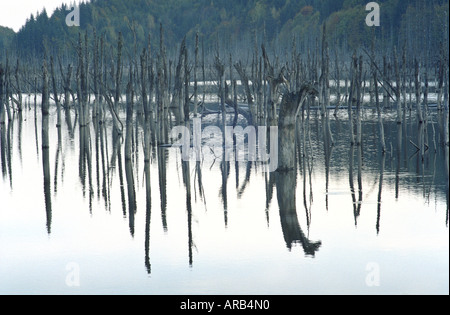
[
  {"xmin": 402, "ymin": 48, "xmax": 407, "ymax": 121},
  {"xmin": 170, "ymin": 38, "xmax": 186, "ymax": 124},
  {"xmin": 5, "ymin": 57, "xmax": 12, "ymax": 122},
  {"xmin": 50, "ymin": 56, "xmax": 61, "ymax": 128},
  {"xmin": 321, "ymin": 24, "xmax": 334, "ymax": 146},
  {"xmin": 373, "ymin": 59, "xmax": 386, "ymax": 153},
  {"xmin": 77, "ymin": 33, "xmax": 90, "ymax": 127},
  {"xmin": 115, "ymin": 32, "xmax": 123, "ymax": 109},
  {"xmin": 0, "ymin": 64, "xmax": 5, "ymax": 125},
  {"xmin": 147, "ymin": 36, "xmax": 154, "ymax": 115},
  {"xmin": 356, "ymin": 56, "xmax": 363, "ymax": 146},
  {"xmin": 394, "ymin": 48, "xmax": 402, "ymax": 124},
  {"xmin": 42, "ymin": 58, "xmax": 50, "ymax": 117},
  {"xmin": 125, "ymin": 71, "xmax": 134, "ymax": 161},
  {"xmin": 141, "ymin": 49, "xmax": 152, "ymax": 163},
  {"xmin": 14, "ymin": 59, "xmax": 22, "ymax": 113},
  {"xmin": 194, "ymin": 32, "xmax": 199, "ymax": 117},
  {"xmin": 278, "ymin": 84, "xmax": 318, "ymax": 172},
  {"xmin": 184, "ymin": 45, "xmax": 190, "ymax": 122},
  {"xmin": 58, "ymin": 56, "xmax": 73, "ymax": 110},
  {"xmin": 383, "ymin": 56, "xmax": 389, "ymax": 109},
  {"xmin": 334, "ymin": 49, "xmax": 341, "ymax": 117},
  {"xmin": 262, "ymin": 44, "xmax": 286, "ymax": 125},
  {"xmin": 234, "ymin": 61, "xmax": 255, "ymax": 125},
  {"xmin": 93, "ymin": 31, "xmax": 100, "ymax": 120},
  {"xmin": 348, "ymin": 54, "xmax": 357, "ymax": 145},
  {"xmin": 215, "ymin": 55, "xmax": 226, "ymax": 143},
  {"xmin": 415, "ymin": 59, "xmax": 424, "ymax": 124}
]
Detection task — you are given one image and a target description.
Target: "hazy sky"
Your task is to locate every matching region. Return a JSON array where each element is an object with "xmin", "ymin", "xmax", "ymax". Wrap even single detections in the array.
[{"xmin": 0, "ymin": 0, "xmax": 78, "ymax": 32}]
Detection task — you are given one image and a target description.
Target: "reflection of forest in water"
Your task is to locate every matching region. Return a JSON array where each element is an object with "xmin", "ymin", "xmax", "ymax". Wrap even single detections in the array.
[{"xmin": 0, "ymin": 105, "xmax": 448, "ymax": 274}]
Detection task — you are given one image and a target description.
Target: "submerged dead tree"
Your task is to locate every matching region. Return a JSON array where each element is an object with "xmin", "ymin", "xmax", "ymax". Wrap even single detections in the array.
[
  {"xmin": 0, "ymin": 64, "xmax": 5, "ymax": 125},
  {"xmin": 171, "ymin": 37, "xmax": 187, "ymax": 122},
  {"xmin": 14, "ymin": 59, "xmax": 22, "ymax": 113},
  {"xmin": 278, "ymin": 84, "xmax": 318, "ymax": 172},
  {"xmin": 50, "ymin": 57, "xmax": 61, "ymax": 128},
  {"xmin": 276, "ymin": 84, "xmax": 320, "ymax": 255},
  {"xmin": 77, "ymin": 33, "xmax": 90, "ymax": 127},
  {"xmin": 319, "ymin": 24, "xmax": 334, "ymax": 146}
]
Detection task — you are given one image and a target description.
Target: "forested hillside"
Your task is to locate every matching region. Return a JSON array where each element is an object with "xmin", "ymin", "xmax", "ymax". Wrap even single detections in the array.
[
  {"xmin": 0, "ymin": 26, "xmax": 14, "ymax": 53},
  {"xmin": 1, "ymin": 0, "xmax": 449, "ymax": 58}
]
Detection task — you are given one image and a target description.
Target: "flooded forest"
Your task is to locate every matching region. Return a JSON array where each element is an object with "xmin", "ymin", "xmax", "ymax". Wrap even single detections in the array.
[{"xmin": 0, "ymin": 0, "xmax": 449, "ymax": 295}]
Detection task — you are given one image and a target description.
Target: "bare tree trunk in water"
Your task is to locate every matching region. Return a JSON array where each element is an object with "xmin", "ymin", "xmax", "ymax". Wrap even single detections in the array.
[
  {"xmin": 0, "ymin": 64, "xmax": 5, "ymax": 125},
  {"xmin": 278, "ymin": 84, "xmax": 318, "ymax": 172},
  {"xmin": 50, "ymin": 56, "xmax": 61, "ymax": 128}
]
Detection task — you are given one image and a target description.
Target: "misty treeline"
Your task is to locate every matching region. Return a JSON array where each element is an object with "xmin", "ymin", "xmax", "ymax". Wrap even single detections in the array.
[{"xmin": 2, "ymin": 0, "xmax": 448, "ymax": 59}]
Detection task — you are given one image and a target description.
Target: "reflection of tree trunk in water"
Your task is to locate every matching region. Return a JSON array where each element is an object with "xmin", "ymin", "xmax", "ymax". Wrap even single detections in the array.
[
  {"xmin": 0, "ymin": 124, "xmax": 6, "ymax": 179},
  {"xmin": 444, "ymin": 109, "xmax": 449, "ymax": 226},
  {"xmin": 395, "ymin": 125, "xmax": 402, "ymax": 199},
  {"xmin": 79, "ymin": 126, "xmax": 93, "ymax": 212},
  {"xmin": 134, "ymin": 115, "xmax": 142, "ymax": 188},
  {"xmin": 144, "ymin": 160, "xmax": 152, "ymax": 274},
  {"xmin": 356, "ymin": 146, "xmax": 363, "ymax": 221},
  {"xmin": 301, "ymin": 116, "xmax": 313, "ymax": 229},
  {"xmin": 18, "ymin": 112, "xmax": 23, "ymax": 166},
  {"xmin": 125, "ymin": 158, "xmax": 136, "ymax": 237},
  {"xmin": 377, "ymin": 154, "xmax": 386, "ymax": 235},
  {"xmin": 79, "ymin": 127, "xmax": 87, "ymax": 197},
  {"xmin": 265, "ymin": 171, "xmax": 276, "ymax": 226},
  {"xmin": 6, "ymin": 118, "xmax": 13, "ymax": 188},
  {"xmin": 94, "ymin": 119, "xmax": 101, "ymax": 200},
  {"xmin": 237, "ymin": 161, "xmax": 252, "ymax": 198},
  {"xmin": 65, "ymin": 108, "xmax": 74, "ymax": 139},
  {"xmin": 418, "ymin": 123, "xmax": 425, "ymax": 162},
  {"xmin": 34, "ymin": 108, "xmax": 39, "ymax": 159},
  {"xmin": 53, "ymin": 126, "xmax": 62, "ymax": 194},
  {"xmin": 158, "ymin": 147, "xmax": 168, "ymax": 231},
  {"xmin": 102, "ymin": 124, "xmax": 111, "ymax": 211},
  {"xmin": 43, "ymin": 114, "xmax": 52, "ymax": 235},
  {"xmin": 276, "ymin": 170, "xmax": 321, "ymax": 256},
  {"xmin": 348, "ymin": 146, "xmax": 357, "ymax": 225},
  {"xmin": 182, "ymin": 159, "xmax": 194, "ymax": 266},
  {"xmin": 323, "ymin": 121, "xmax": 333, "ymax": 212},
  {"xmin": 195, "ymin": 161, "xmax": 206, "ymax": 207},
  {"xmin": 220, "ymin": 157, "xmax": 230, "ymax": 227},
  {"xmin": 445, "ymin": 142, "xmax": 449, "ymax": 227},
  {"xmin": 113, "ymin": 132, "xmax": 127, "ymax": 217}
]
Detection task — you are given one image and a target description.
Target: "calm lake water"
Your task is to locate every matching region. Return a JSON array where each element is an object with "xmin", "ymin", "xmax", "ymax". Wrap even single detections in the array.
[{"xmin": 0, "ymin": 101, "xmax": 448, "ymax": 295}]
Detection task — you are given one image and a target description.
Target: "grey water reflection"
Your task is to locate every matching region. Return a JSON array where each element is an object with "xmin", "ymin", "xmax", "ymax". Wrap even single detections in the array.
[{"xmin": 0, "ymin": 106, "xmax": 448, "ymax": 295}]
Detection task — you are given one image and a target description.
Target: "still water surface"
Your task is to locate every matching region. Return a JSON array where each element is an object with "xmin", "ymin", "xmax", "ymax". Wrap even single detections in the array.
[{"xmin": 0, "ymin": 104, "xmax": 448, "ymax": 295}]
